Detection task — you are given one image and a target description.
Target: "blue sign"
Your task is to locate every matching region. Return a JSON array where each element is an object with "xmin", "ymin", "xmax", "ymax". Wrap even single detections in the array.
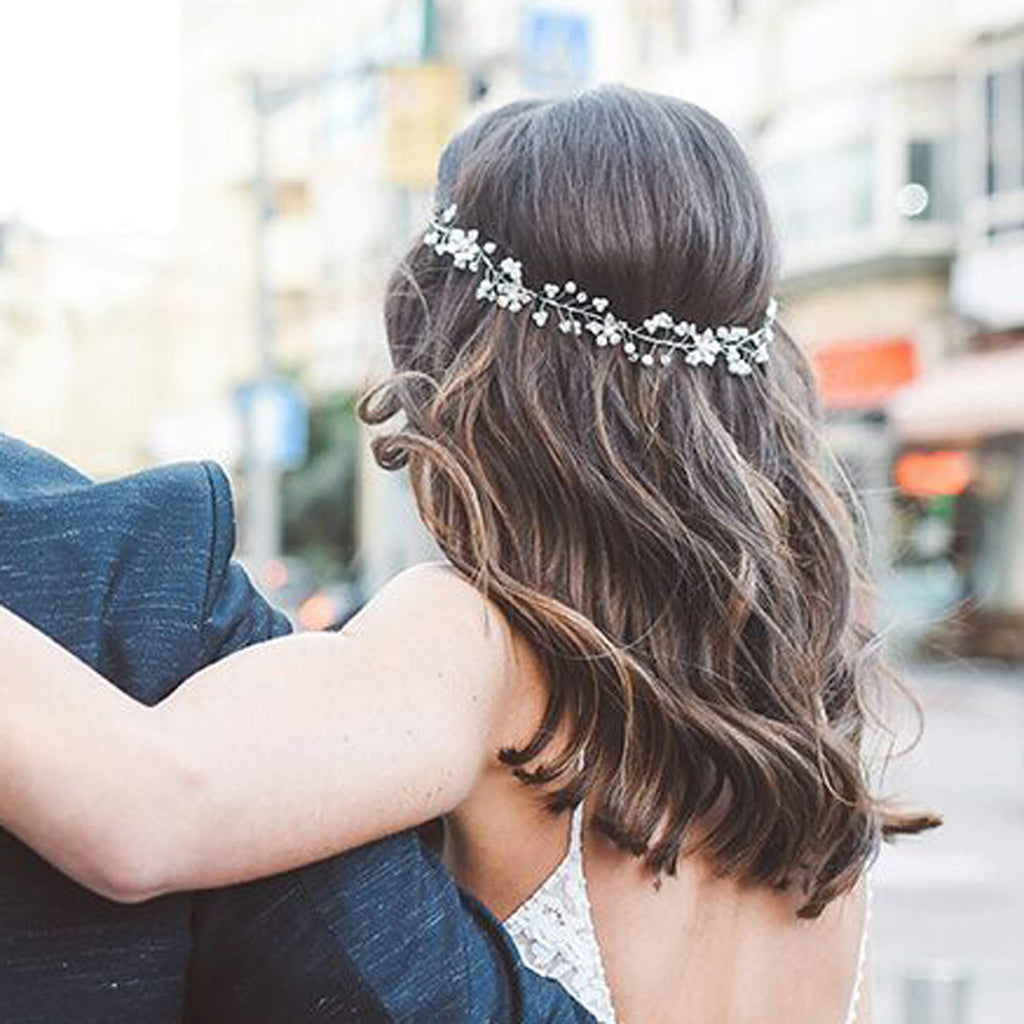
[
  {"xmin": 235, "ymin": 379, "xmax": 308, "ymax": 469},
  {"xmin": 521, "ymin": 9, "xmax": 591, "ymax": 93}
]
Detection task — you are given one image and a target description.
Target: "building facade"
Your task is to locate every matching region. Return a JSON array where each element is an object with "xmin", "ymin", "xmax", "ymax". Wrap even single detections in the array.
[
  {"xmin": 0, "ymin": 224, "xmax": 178, "ymax": 477},
  {"xmin": 175, "ymin": 0, "xmax": 1023, "ymax": 629},
  {"xmin": 6, "ymin": 0, "xmax": 1019, "ymax": 635},
  {"xmin": 613, "ymin": 0, "xmax": 1024, "ymax": 651}
]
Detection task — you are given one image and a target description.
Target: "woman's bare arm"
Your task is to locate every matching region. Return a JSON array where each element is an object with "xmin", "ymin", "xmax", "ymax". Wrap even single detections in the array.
[{"xmin": 0, "ymin": 564, "xmax": 514, "ymax": 902}]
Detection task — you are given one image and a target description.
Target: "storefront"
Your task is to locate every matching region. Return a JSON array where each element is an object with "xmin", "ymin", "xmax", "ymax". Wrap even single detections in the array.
[
  {"xmin": 810, "ymin": 333, "xmax": 920, "ymax": 580},
  {"xmin": 889, "ymin": 345, "xmax": 1024, "ymax": 659}
]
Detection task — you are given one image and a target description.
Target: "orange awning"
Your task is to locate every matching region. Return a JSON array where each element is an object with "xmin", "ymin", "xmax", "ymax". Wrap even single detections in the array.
[
  {"xmin": 888, "ymin": 347, "xmax": 1024, "ymax": 443},
  {"xmin": 813, "ymin": 337, "xmax": 917, "ymax": 410},
  {"xmin": 894, "ymin": 450, "xmax": 973, "ymax": 496}
]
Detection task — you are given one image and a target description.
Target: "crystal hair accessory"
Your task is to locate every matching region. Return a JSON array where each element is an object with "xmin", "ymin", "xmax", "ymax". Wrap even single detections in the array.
[{"xmin": 423, "ymin": 204, "xmax": 777, "ymax": 374}]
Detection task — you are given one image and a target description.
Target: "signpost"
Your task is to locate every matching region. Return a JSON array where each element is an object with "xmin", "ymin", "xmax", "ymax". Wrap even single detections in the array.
[
  {"xmin": 235, "ymin": 379, "xmax": 308, "ymax": 471},
  {"xmin": 383, "ymin": 64, "xmax": 463, "ymax": 189},
  {"xmin": 521, "ymin": 8, "xmax": 591, "ymax": 93},
  {"xmin": 236, "ymin": 378, "xmax": 308, "ymax": 565}
]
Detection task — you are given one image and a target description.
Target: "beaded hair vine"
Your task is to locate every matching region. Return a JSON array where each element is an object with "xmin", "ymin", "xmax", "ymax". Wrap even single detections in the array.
[{"xmin": 423, "ymin": 204, "xmax": 777, "ymax": 374}]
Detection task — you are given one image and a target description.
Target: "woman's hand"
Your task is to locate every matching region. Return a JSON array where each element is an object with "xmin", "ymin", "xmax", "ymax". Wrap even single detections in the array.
[{"xmin": 0, "ymin": 564, "xmax": 515, "ymax": 901}]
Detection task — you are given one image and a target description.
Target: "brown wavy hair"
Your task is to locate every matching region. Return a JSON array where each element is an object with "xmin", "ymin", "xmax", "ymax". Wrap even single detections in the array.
[{"xmin": 361, "ymin": 86, "xmax": 938, "ymax": 917}]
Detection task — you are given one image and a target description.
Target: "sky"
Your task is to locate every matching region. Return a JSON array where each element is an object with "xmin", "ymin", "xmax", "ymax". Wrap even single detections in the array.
[{"xmin": 0, "ymin": 0, "xmax": 181, "ymax": 234}]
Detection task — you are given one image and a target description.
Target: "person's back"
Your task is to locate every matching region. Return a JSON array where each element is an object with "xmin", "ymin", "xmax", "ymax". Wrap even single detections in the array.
[
  {"xmin": 584, "ymin": 847, "xmax": 869, "ymax": 1024},
  {"xmin": 439, "ymin": 624, "xmax": 871, "ymax": 1024},
  {"xmin": 362, "ymin": 86, "xmax": 938, "ymax": 1024}
]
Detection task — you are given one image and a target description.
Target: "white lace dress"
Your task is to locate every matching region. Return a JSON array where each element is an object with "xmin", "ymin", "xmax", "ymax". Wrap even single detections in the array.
[
  {"xmin": 504, "ymin": 802, "xmax": 618, "ymax": 1022},
  {"xmin": 502, "ymin": 804, "xmax": 871, "ymax": 1024}
]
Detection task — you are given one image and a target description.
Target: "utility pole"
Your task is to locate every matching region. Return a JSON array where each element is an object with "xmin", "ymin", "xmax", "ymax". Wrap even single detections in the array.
[
  {"xmin": 242, "ymin": 73, "xmax": 283, "ymax": 568},
  {"xmin": 422, "ymin": 0, "xmax": 438, "ymax": 60},
  {"xmin": 241, "ymin": 5, "xmax": 453, "ymax": 580},
  {"xmin": 242, "ymin": 59, "xmax": 383, "ymax": 569}
]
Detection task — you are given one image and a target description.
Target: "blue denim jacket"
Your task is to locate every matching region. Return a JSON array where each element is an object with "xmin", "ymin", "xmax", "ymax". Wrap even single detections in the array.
[
  {"xmin": 0, "ymin": 435, "xmax": 595, "ymax": 1024},
  {"xmin": 188, "ymin": 832, "xmax": 596, "ymax": 1023}
]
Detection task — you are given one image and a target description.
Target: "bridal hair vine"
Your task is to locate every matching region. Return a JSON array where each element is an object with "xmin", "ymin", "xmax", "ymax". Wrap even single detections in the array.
[{"xmin": 423, "ymin": 204, "xmax": 777, "ymax": 374}]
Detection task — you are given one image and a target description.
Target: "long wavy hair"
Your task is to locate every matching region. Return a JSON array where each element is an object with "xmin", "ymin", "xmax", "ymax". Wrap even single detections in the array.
[{"xmin": 361, "ymin": 86, "xmax": 937, "ymax": 917}]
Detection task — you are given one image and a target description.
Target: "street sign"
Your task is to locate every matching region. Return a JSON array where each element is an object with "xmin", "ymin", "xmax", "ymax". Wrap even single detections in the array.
[
  {"xmin": 521, "ymin": 8, "xmax": 591, "ymax": 93},
  {"xmin": 235, "ymin": 379, "xmax": 308, "ymax": 469},
  {"xmin": 383, "ymin": 64, "xmax": 463, "ymax": 189}
]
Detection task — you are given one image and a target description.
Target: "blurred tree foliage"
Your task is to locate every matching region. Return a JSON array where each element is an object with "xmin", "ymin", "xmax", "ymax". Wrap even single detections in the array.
[{"xmin": 282, "ymin": 392, "xmax": 359, "ymax": 582}]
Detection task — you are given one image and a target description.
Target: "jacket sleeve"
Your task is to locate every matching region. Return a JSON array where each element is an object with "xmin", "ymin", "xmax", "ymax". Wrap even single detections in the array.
[
  {"xmin": 196, "ymin": 461, "xmax": 292, "ymax": 666},
  {"xmin": 187, "ymin": 831, "xmax": 597, "ymax": 1024},
  {"xmin": 84, "ymin": 460, "xmax": 291, "ymax": 703}
]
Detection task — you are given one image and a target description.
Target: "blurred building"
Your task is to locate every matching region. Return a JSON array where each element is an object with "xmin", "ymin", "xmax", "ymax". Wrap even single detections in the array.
[
  {"xmin": 0, "ymin": 222, "xmax": 178, "ymax": 477},
  {"xmin": 599, "ymin": 0, "xmax": 1024, "ymax": 655},
  {"xmin": 5, "ymin": 0, "xmax": 1019, "ymax": 643},
  {"xmin": 892, "ymin": 13, "xmax": 1024, "ymax": 656},
  {"xmin": 170, "ymin": 0, "xmax": 1024, "ymax": 639},
  {"xmin": 170, "ymin": 0, "xmax": 440, "ymax": 584}
]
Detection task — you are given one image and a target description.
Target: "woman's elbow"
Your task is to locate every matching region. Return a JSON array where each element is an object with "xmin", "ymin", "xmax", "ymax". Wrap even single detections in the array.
[
  {"xmin": 71, "ymin": 826, "xmax": 180, "ymax": 904},
  {"xmin": 86, "ymin": 733, "xmax": 215, "ymax": 902},
  {"xmin": 64, "ymin": 761, "xmax": 207, "ymax": 902}
]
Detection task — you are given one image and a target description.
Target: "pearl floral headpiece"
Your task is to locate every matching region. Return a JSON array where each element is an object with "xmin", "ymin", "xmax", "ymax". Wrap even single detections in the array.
[{"xmin": 423, "ymin": 204, "xmax": 777, "ymax": 374}]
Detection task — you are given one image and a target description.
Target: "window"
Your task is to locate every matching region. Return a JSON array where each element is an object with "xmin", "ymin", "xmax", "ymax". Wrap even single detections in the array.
[
  {"xmin": 769, "ymin": 142, "xmax": 876, "ymax": 245},
  {"xmin": 983, "ymin": 61, "xmax": 1024, "ymax": 197},
  {"xmin": 899, "ymin": 139, "xmax": 956, "ymax": 222},
  {"xmin": 725, "ymin": 0, "xmax": 744, "ymax": 26},
  {"xmin": 965, "ymin": 42, "xmax": 1024, "ymax": 241},
  {"xmin": 672, "ymin": 0, "xmax": 693, "ymax": 49}
]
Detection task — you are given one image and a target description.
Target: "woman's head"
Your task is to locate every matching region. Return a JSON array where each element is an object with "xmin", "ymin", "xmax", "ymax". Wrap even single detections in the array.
[{"xmin": 362, "ymin": 86, "xmax": 934, "ymax": 916}]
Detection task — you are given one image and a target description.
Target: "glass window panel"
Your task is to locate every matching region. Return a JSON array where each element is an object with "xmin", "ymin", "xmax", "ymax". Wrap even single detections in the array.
[
  {"xmin": 768, "ymin": 141, "xmax": 876, "ymax": 245},
  {"xmin": 986, "ymin": 63, "xmax": 1024, "ymax": 196},
  {"xmin": 1020, "ymin": 63, "xmax": 1024, "ymax": 189},
  {"xmin": 985, "ymin": 71, "xmax": 998, "ymax": 197},
  {"xmin": 906, "ymin": 138, "xmax": 956, "ymax": 222}
]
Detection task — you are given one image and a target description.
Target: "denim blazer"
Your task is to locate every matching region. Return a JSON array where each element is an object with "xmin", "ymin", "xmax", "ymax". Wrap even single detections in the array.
[{"xmin": 0, "ymin": 434, "xmax": 291, "ymax": 1023}]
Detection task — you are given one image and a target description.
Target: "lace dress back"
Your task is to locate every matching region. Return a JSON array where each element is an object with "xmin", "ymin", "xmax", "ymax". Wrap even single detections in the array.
[
  {"xmin": 504, "ymin": 803, "xmax": 618, "ymax": 1023},
  {"xmin": 502, "ymin": 804, "xmax": 871, "ymax": 1024}
]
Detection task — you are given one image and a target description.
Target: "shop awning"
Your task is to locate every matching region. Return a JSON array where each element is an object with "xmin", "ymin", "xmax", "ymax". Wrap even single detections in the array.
[
  {"xmin": 813, "ymin": 337, "xmax": 917, "ymax": 410},
  {"xmin": 888, "ymin": 347, "xmax": 1024, "ymax": 443}
]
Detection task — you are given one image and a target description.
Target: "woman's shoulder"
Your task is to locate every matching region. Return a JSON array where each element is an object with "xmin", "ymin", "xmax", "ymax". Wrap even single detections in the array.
[
  {"xmin": 386, "ymin": 559, "xmax": 478, "ymax": 593},
  {"xmin": 346, "ymin": 562, "xmax": 518, "ymax": 690},
  {"xmin": 371, "ymin": 561, "xmax": 503, "ymax": 630},
  {"xmin": 363, "ymin": 562, "xmax": 549, "ymax": 750}
]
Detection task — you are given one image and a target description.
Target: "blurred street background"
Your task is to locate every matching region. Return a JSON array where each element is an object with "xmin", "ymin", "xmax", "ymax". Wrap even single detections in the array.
[{"xmin": 1, "ymin": 1, "xmax": 1022, "ymax": 1021}]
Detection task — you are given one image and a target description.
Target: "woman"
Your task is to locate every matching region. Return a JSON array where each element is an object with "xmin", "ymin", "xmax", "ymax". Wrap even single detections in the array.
[{"xmin": 0, "ymin": 88, "xmax": 937, "ymax": 1024}]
